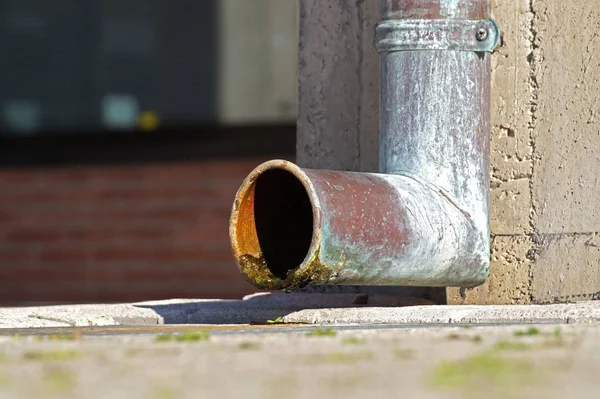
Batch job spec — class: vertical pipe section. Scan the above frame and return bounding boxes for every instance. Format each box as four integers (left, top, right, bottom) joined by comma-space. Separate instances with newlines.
379, 0, 491, 266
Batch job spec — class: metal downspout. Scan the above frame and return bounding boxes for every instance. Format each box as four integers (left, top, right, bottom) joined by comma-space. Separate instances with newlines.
228, 0, 499, 291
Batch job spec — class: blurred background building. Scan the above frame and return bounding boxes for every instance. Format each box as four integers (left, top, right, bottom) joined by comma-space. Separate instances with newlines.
0, 0, 297, 304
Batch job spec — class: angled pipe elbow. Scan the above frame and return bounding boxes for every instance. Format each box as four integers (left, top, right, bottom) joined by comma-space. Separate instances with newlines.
229, 160, 489, 291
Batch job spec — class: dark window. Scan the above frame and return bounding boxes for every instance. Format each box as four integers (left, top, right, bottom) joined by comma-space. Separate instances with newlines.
0, 0, 218, 136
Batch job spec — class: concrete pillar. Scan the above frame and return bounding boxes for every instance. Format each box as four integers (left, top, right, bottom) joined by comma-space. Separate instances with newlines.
298, 0, 600, 304
297, 0, 379, 173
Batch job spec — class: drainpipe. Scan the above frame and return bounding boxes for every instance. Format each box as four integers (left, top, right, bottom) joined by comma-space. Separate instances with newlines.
229, 0, 499, 292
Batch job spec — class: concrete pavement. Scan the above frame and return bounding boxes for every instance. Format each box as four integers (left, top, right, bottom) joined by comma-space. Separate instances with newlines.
1, 293, 599, 328
1, 294, 600, 398
0, 322, 598, 398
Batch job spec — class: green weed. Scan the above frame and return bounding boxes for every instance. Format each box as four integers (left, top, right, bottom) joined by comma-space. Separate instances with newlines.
494, 340, 533, 352
342, 337, 364, 345
432, 352, 533, 390
325, 351, 373, 364
23, 350, 80, 361
155, 331, 210, 342
514, 327, 540, 337
306, 328, 337, 337
238, 342, 261, 351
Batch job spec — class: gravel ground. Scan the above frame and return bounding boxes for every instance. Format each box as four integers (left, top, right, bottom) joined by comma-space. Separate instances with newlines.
0, 323, 598, 398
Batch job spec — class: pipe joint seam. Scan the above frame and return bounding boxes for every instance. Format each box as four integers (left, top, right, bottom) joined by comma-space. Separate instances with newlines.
376, 18, 500, 53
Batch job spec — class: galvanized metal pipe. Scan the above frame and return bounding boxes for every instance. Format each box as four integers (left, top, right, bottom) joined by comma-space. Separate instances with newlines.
229, 0, 496, 291
378, 0, 493, 260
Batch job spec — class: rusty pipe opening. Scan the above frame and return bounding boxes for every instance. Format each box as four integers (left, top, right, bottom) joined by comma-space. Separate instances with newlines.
230, 161, 323, 290
254, 169, 313, 278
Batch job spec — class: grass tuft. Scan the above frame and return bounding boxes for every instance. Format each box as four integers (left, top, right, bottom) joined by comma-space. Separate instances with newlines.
154, 386, 178, 399
306, 328, 337, 337
23, 350, 80, 362
493, 340, 533, 352
514, 327, 540, 337
447, 333, 483, 343
35, 333, 81, 342
553, 328, 562, 338
325, 351, 374, 364
342, 337, 364, 345
155, 331, 210, 342
238, 342, 261, 351
432, 352, 534, 390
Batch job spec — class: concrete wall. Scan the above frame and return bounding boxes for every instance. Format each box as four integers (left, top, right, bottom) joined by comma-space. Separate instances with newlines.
298, 0, 600, 304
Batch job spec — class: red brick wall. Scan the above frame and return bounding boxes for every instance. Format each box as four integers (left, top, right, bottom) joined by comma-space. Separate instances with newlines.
0, 157, 288, 304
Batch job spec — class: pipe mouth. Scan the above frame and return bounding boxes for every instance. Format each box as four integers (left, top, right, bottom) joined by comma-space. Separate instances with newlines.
229, 160, 323, 290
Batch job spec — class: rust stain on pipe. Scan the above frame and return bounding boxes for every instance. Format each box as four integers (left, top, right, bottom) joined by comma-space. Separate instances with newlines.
381, 0, 488, 20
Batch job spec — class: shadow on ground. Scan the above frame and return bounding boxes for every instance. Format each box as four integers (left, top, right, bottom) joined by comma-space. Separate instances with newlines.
134, 290, 440, 325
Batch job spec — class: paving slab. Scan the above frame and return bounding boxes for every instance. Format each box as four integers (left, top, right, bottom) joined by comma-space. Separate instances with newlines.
282, 302, 600, 325
1, 293, 599, 328
0, 293, 432, 328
